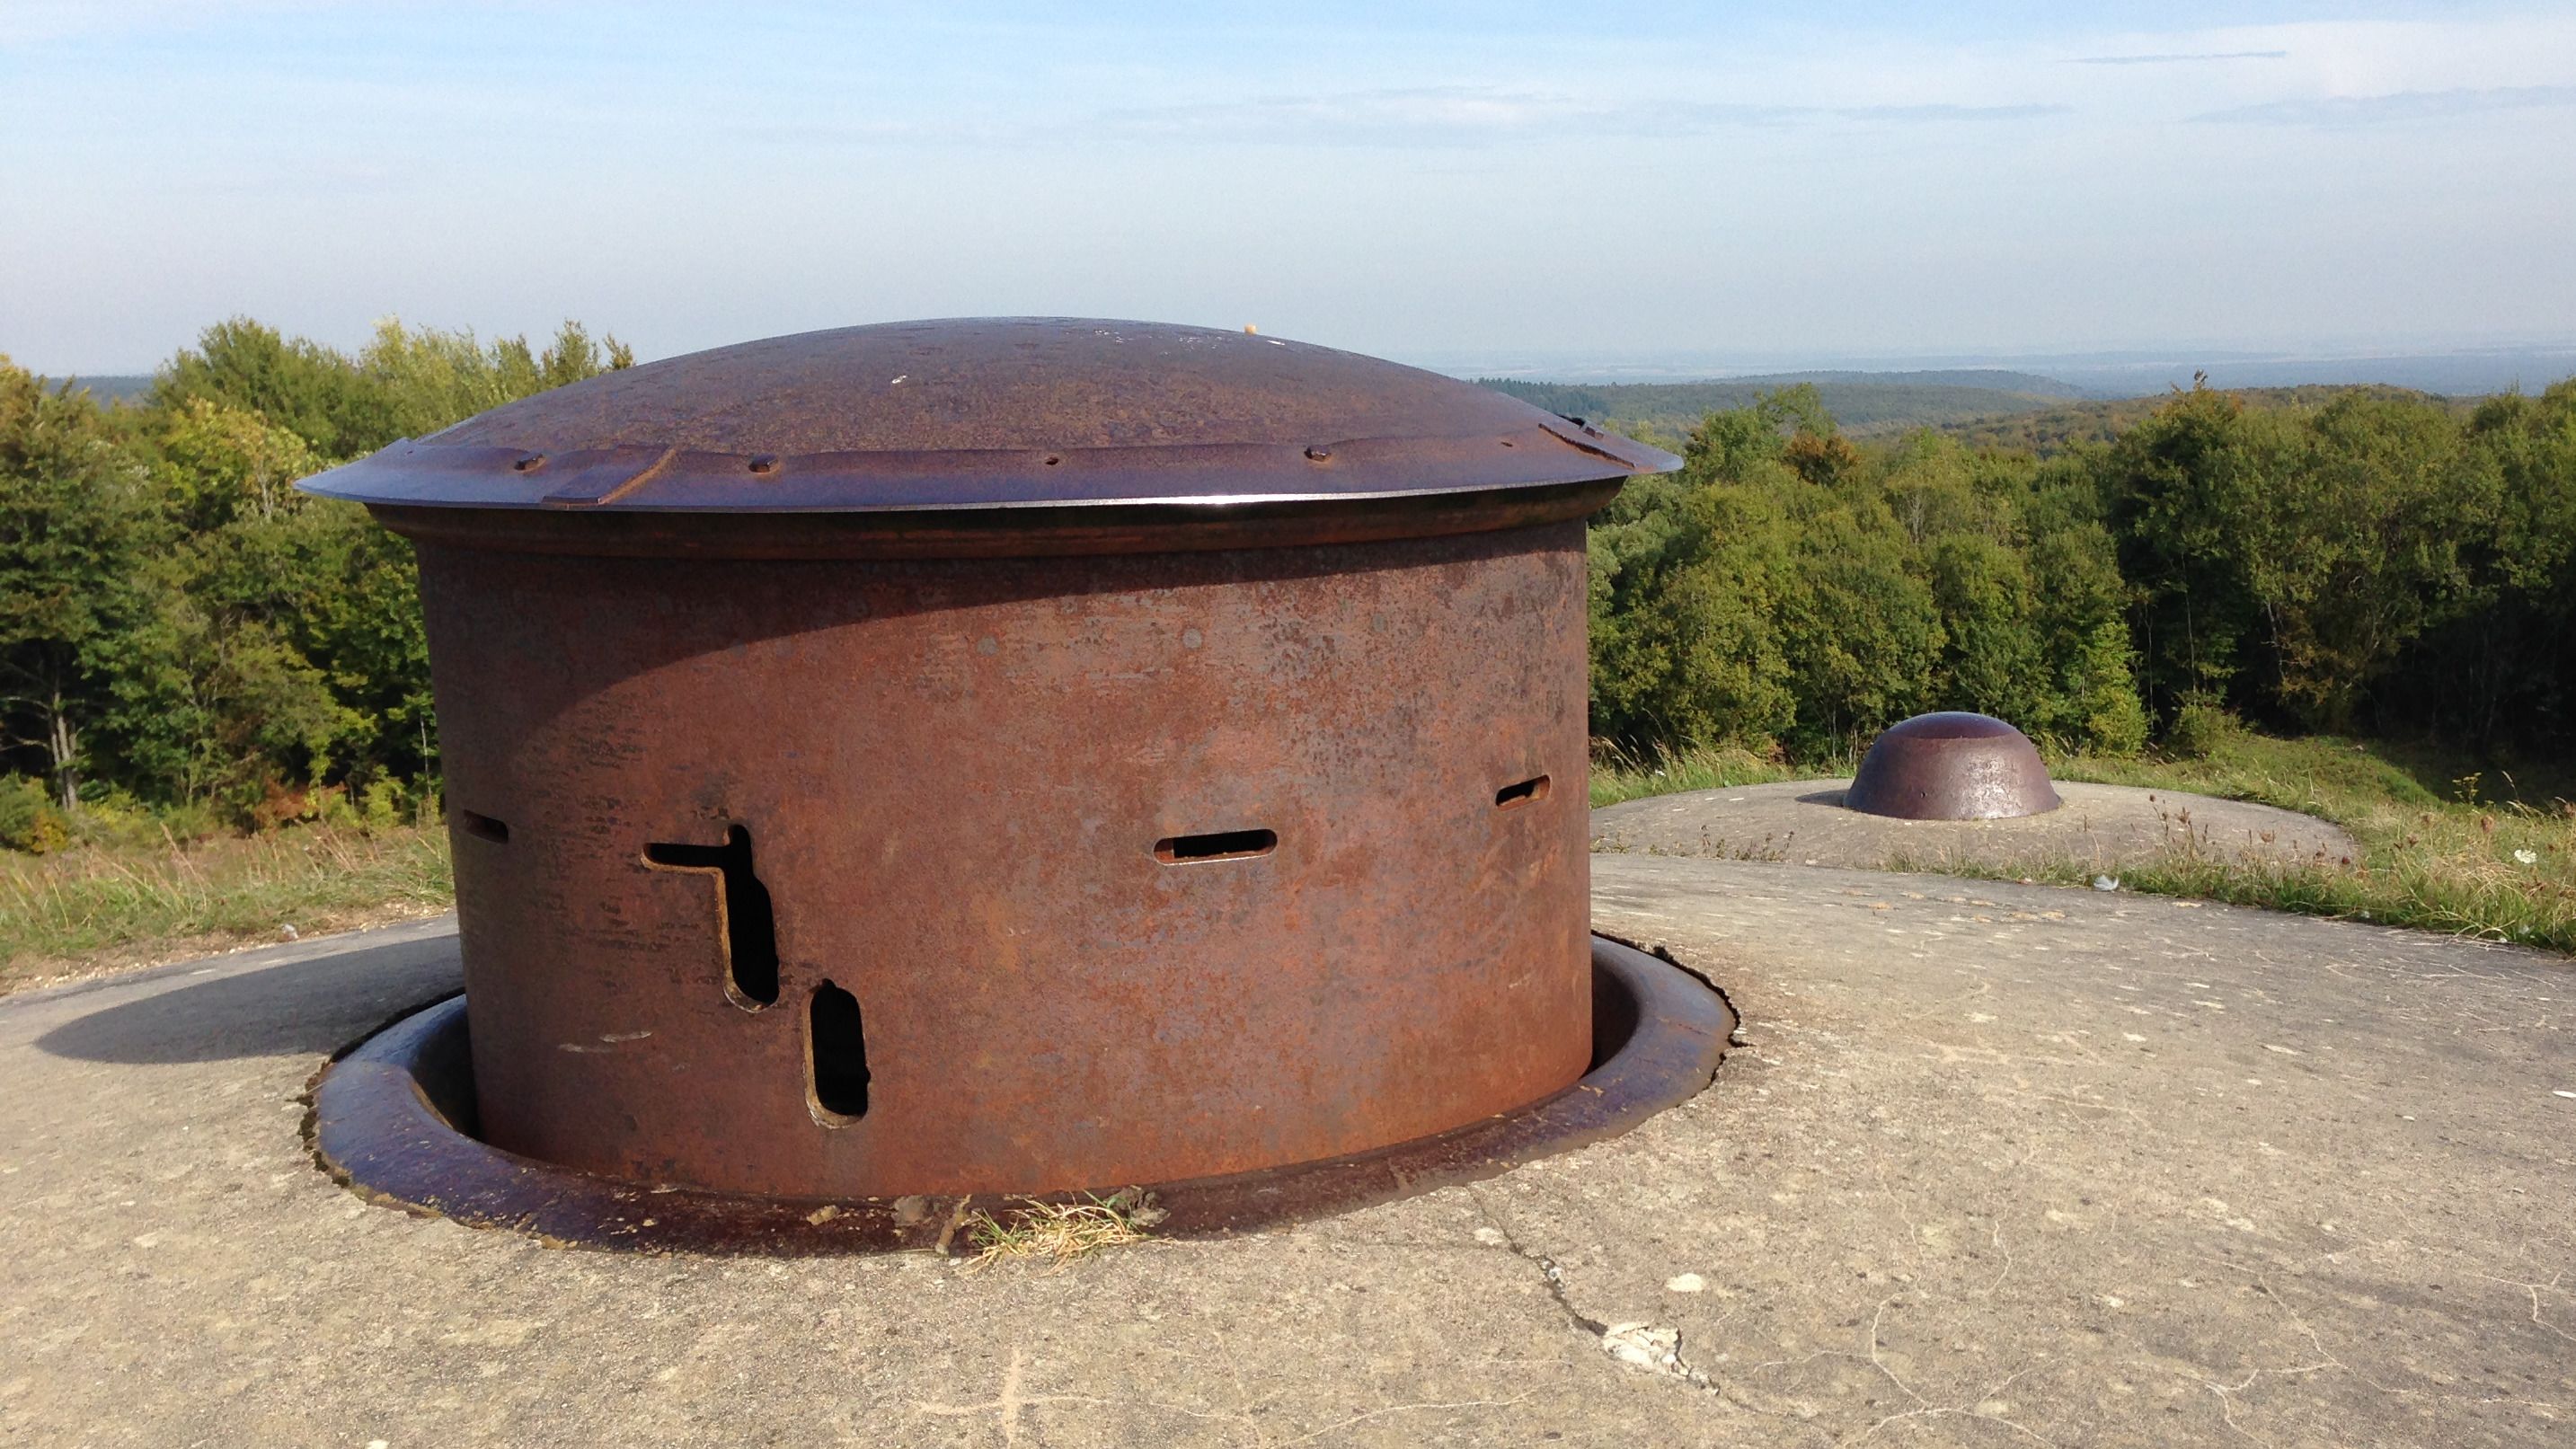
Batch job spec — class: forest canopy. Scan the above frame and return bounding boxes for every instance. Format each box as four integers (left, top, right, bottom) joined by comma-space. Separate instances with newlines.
0, 318, 631, 839
1589, 376, 2576, 763
3, 318, 2572, 851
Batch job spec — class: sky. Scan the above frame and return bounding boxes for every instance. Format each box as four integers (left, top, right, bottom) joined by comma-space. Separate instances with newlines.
3, 1, 2573, 375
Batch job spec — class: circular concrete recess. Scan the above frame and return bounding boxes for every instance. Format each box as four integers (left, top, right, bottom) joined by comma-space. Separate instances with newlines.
307, 937, 1734, 1255
1846, 711, 2062, 820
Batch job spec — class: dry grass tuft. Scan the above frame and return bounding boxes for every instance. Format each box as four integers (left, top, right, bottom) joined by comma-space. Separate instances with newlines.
963, 1190, 1160, 1271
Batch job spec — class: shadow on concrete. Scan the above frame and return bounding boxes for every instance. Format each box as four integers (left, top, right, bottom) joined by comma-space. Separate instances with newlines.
34, 936, 463, 1065
1794, 789, 1849, 808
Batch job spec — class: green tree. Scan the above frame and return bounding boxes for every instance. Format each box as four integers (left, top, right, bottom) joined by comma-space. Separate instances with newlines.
1775, 502, 1943, 754
1589, 390, 2149, 759
2253, 393, 2489, 730
360, 318, 635, 443
2393, 381, 2576, 749
2022, 514, 2149, 753
155, 318, 396, 459
131, 317, 629, 815
158, 316, 635, 464
2095, 381, 2284, 718
2098, 383, 2494, 734
1589, 472, 1796, 747
149, 399, 422, 808
158, 395, 323, 530
1925, 532, 2048, 722
0, 359, 174, 808
1587, 393, 1850, 749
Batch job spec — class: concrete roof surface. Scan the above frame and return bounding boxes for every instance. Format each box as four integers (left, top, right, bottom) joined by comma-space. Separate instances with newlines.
1, 855, 2569, 1446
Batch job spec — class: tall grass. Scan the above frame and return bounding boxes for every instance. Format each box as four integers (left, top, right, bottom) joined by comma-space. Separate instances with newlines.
2049, 733, 2574, 952
0, 825, 453, 986
1589, 740, 1807, 808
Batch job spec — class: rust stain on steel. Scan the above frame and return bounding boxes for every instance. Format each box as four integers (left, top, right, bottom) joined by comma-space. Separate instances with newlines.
427, 526, 1595, 1195
1844, 711, 2064, 821
297, 318, 1681, 1205
307, 938, 1735, 1255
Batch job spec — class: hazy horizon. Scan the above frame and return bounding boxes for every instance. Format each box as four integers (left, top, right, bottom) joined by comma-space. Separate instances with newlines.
5, 2, 2573, 376
37, 338, 2576, 405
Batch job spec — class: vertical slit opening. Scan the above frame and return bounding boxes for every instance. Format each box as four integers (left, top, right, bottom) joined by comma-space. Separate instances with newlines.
1494, 775, 1552, 808
808, 980, 870, 1121
643, 826, 780, 1007
458, 810, 509, 844
1155, 827, 1278, 863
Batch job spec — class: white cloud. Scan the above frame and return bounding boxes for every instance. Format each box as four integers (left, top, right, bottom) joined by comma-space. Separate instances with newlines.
1089, 87, 2067, 147
2195, 84, 2576, 125
2067, 50, 2289, 66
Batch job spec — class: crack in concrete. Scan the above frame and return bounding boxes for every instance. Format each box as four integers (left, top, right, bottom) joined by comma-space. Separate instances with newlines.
1723, 1294, 2075, 1445
1468, 1186, 1606, 1337
2108, 1260, 2576, 1442
909, 1341, 1541, 1447
1468, 1185, 1719, 1393
1850, 1364, 2063, 1448
2475, 1268, 2576, 1346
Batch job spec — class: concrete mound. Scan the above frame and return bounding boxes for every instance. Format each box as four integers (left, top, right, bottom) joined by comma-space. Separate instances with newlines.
1593, 778, 2359, 876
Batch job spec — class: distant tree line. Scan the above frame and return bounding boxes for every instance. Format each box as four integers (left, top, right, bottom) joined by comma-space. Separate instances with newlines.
4, 318, 2570, 849
1591, 378, 2576, 763
0, 319, 629, 842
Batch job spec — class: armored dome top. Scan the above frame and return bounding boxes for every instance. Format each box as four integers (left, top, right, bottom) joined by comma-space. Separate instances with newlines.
1870, 712, 2030, 743
1844, 712, 2064, 821
297, 318, 1677, 516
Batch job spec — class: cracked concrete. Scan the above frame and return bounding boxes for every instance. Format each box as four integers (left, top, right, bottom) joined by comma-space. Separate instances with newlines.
2, 853, 2570, 1445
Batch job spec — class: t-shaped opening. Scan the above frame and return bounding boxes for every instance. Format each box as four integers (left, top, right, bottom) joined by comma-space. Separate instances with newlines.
643, 826, 781, 1008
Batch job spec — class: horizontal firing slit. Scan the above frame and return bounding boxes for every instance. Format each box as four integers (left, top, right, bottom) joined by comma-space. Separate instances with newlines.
1155, 828, 1278, 863
1494, 775, 1552, 808
458, 810, 510, 844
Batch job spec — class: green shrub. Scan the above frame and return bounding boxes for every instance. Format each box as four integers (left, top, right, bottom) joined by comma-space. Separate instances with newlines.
61, 786, 163, 850
310, 784, 361, 830
155, 800, 222, 844
2163, 694, 2242, 759
359, 778, 406, 833
0, 776, 70, 854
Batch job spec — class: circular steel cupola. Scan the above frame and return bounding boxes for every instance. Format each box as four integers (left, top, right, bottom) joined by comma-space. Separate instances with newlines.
300, 320, 1730, 1242
1845, 711, 2063, 821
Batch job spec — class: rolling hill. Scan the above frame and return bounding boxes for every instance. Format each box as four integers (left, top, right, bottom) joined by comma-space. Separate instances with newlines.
1478, 370, 2090, 446
35, 374, 155, 404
